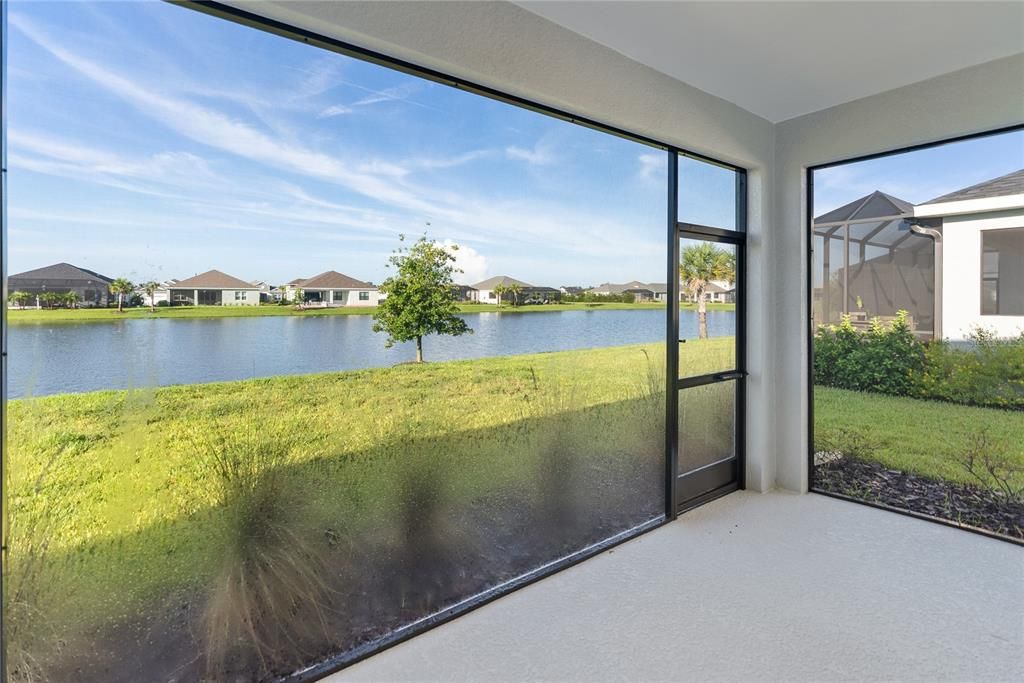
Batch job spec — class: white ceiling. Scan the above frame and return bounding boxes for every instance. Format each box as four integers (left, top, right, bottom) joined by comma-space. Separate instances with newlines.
516, 1, 1024, 123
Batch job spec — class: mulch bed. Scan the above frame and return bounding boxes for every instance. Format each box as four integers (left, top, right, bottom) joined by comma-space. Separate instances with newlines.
813, 456, 1024, 541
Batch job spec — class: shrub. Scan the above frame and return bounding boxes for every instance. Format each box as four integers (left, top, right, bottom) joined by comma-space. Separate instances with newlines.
913, 329, 1024, 410
813, 311, 924, 395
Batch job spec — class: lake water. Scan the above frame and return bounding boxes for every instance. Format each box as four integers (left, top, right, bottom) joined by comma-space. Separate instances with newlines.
7, 309, 734, 398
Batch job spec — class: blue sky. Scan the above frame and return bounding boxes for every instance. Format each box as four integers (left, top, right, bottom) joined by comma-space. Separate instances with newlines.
8, 0, 678, 287
8, 2, 1020, 289
814, 130, 1024, 215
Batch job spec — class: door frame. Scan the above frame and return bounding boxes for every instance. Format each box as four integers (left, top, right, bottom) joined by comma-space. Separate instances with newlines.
666, 153, 747, 517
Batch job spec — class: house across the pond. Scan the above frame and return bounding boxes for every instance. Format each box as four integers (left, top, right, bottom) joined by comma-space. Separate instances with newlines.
471, 276, 561, 304
167, 270, 261, 306
290, 270, 382, 307
8, 262, 114, 307
588, 281, 669, 302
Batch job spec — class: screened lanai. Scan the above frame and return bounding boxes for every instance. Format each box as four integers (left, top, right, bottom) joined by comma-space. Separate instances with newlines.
812, 190, 939, 338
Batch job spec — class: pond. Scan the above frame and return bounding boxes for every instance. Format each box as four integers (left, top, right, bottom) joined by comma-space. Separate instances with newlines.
7, 309, 735, 397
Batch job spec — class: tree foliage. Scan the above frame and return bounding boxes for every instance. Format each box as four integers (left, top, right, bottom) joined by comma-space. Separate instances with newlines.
140, 281, 161, 312
680, 243, 735, 339
109, 277, 134, 313
372, 235, 472, 362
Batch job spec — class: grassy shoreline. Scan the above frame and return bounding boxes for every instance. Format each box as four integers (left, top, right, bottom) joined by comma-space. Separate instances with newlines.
5, 301, 735, 324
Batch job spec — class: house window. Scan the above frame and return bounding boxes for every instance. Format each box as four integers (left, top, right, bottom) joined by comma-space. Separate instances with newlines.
333, 291, 346, 301
981, 228, 1024, 316
359, 291, 370, 301
234, 291, 244, 301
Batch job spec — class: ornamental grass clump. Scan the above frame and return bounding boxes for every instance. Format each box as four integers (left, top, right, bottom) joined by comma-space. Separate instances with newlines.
192, 423, 334, 680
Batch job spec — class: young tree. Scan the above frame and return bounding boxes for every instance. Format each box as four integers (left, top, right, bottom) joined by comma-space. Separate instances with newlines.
680, 243, 735, 339
140, 280, 161, 312
63, 291, 80, 309
507, 283, 523, 307
109, 278, 134, 313
373, 235, 472, 363
492, 283, 508, 308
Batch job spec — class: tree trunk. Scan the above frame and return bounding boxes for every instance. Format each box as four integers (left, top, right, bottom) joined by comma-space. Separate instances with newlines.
697, 287, 708, 339
416, 336, 423, 363
150, 296, 155, 313
118, 293, 124, 313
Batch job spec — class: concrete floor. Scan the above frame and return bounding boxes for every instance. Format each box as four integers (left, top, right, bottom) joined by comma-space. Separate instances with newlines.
331, 491, 1023, 682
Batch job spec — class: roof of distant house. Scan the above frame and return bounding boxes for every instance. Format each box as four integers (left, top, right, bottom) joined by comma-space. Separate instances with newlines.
9, 262, 114, 283
920, 168, 1024, 205
472, 275, 533, 289
288, 277, 308, 286
299, 270, 374, 289
814, 190, 914, 224
589, 281, 664, 295
172, 269, 258, 289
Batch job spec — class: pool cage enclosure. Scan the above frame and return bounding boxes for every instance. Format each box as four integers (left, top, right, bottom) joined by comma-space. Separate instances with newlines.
812, 190, 940, 339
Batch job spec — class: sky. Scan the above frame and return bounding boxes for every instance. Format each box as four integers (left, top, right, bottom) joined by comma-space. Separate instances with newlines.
813, 130, 1024, 216
8, 2, 1020, 289
7, 0, 682, 288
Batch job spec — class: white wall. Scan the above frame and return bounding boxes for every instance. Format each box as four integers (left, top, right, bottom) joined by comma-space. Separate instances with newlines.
219, 289, 259, 306
342, 289, 381, 307
223, 0, 778, 492
942, 210, 1024, 340
774, 53, 1024, 492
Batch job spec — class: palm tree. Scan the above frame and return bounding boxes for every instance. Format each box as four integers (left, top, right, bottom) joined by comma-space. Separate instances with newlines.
39, 291, 60, 309
507, 283, 523, 307
7, 291, 30, 309
140, 281, 161, 312
680, 243, 735, 339
109, 278, 134, 313
492, 283, 508, 308
63, 291, 80, 309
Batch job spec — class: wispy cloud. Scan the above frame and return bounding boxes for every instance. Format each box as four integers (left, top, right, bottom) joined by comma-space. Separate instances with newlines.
505, 143, 554, 166
8, 8, 665, 285
317, 103, 353, 118
637, 153, 665, 183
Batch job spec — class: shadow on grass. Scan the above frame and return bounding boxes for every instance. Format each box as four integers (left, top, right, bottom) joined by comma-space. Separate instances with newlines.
11, 394, 665, 682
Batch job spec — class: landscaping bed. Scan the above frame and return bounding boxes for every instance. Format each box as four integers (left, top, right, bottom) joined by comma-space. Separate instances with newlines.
813, 455, 1024, 541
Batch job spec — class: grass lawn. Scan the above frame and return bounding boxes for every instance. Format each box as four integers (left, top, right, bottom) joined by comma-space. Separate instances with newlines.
814, 386, 1024, 486
9, 339, 745, 667
3, 301, 738, 325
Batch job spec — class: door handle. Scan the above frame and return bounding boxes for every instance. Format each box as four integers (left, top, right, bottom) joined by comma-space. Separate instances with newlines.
713, 370, 747, 381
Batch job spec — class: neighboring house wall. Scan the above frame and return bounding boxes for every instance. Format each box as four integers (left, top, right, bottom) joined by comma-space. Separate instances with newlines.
301, 288, 381, 306
941, 209, 1024, 340
221, 289, 260, 306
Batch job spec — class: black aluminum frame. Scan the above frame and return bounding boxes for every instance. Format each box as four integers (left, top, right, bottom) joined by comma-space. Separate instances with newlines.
0, 1, 750, 679
673, 160, 747, 511
805, 123, 1024, 545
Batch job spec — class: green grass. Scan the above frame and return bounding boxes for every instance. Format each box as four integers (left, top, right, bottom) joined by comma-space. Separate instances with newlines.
814, 386, 1024, 486
3, 301, 736, 325
8, 340, 743, 641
